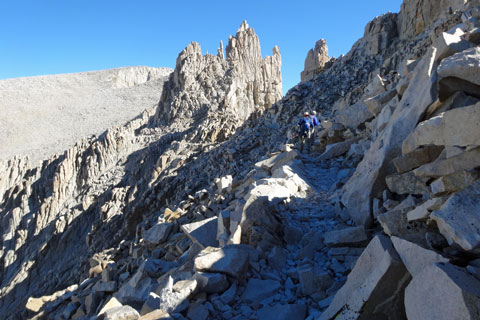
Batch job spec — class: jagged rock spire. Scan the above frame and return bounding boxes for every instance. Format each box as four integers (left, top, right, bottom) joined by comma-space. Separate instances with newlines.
301, 39, 330, 82
154, 21, 282, 128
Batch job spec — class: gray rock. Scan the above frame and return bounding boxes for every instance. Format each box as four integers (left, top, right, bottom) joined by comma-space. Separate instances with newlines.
194, 245, 249, 279
431, 180, 480, 251
413, 147, 480, 178
256, 304, 307, 320
437, 46, 480, 86
100, 305, 140, 320
391, 236, 449, 277
93, 281, 117, 293
181, 217, 219, 249
392, 146, 443, 174
364, 88, 398, 116
323, 226, 368, 248
335, 102, 373, 130
407, 197, 446, 221
143, 277, 196, 315
317, 139, 358, 161
301, 39, 330, 82
405, 263, 480, 320
241, 278, 281, 303
284, 225, 303, 245
143, 222, 174, 246
403, 101, 480, 154
194, 272, 229, 294
254, 150, 298, 174
385, 171, 430, 195
430, 170, 479, 195
186, 303, 209, 320
342, 48, 438, 226
220, 283, 237, 305
319, 235, 410, 320
268, 246, 287, 271
434, 32, 475, 62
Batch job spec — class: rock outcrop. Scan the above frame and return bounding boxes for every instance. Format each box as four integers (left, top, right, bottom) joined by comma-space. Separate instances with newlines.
301, 39, 331, 82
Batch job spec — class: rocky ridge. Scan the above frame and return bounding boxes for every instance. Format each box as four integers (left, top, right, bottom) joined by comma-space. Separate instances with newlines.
2, 0, 480, 319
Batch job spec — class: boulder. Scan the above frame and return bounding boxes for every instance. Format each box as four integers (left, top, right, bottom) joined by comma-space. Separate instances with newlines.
139, 310, 172, 320
100, 306, 140, 320
402, 102, 480, 154
193, 272, 229, 294
297, 264, 333, 296
142, 277, 196, 315
335, 102, 373, 129
391, 236, 449, 277
254, 150, 298, 174
405, 263, 480, 320
194, 245, 250, 279
434, 32, 475, 62
392, 146, 443, 174
413, 147, 480, 178
143, 223, 174, 246
323, 226, 368, 248
385, 171, 430, 195
430, 170, 479, 195
342, 48, 438, 226
319, 235, 410, 320
407, 197, 446, 221
437, 47, 480, 86
256, 304, 307, 320
364, 88, 398, 116
181, 217, 219, 249
241, 278, 281, 303
215, 175, 233, 193
425, 90, 479, 119
98, 297, 123, 316
317, 139, 358, 161
431, 180, 480, 251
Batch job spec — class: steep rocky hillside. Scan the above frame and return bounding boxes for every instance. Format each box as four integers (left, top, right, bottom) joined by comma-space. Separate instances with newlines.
0, 66, 172, 162
2, 0, 480, 319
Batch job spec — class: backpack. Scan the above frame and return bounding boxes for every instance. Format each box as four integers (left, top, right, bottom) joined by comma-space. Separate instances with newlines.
299, 118, 311, 136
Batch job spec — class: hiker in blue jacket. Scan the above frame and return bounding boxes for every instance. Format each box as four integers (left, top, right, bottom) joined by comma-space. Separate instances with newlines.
298, 112, 313, 152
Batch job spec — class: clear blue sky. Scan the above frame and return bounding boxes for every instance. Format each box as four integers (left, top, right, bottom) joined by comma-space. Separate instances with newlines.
0, 0, 403, 94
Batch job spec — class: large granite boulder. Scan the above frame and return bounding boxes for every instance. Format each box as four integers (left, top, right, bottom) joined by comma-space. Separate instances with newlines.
319, 235, 409, 320
341, 48, 438, 226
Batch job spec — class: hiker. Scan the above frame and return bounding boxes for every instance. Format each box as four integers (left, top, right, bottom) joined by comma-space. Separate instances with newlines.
310, 110, 320, 135
298, 112, 313, 153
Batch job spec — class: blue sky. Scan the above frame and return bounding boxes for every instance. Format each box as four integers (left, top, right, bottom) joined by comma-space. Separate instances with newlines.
0, 0, 403, 94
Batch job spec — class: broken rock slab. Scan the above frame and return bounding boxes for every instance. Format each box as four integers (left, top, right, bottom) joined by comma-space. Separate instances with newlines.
143, 222, 174, 246
405, 262, 480, 320
241, 278, 281, 303
385, 171, 430, 195
323, 226, 368, 248
430, 170, 479, 195
414, 147, 480, 178
364, 88, 398, 116
431, 180, 480, 251
392, 146, 443, 174
194, 245, 250, 279
254, 150, 298, 174
181, 217, 219, 249
434, 32, 475, 62
341, 48, 438, 226
407, 197, 446, 221
402, 101, 480, 154
317, 138, 358, 161
100, 305, 140, 320
319, 235, 410, 320
437, 46, 480, 86
391, 236, 449, 277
